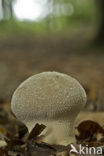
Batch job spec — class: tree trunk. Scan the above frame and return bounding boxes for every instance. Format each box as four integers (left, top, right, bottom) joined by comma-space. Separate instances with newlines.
1, 0, 13, 20
95, 0, 104, 44
10, 0, 13, 18
2, 0, 7, 19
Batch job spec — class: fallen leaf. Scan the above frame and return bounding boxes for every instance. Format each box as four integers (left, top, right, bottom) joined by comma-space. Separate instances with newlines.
76, 120, 104, 142
27, 123, 46, 141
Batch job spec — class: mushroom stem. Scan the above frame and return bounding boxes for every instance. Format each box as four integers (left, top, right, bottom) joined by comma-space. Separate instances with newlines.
26, 119, 76, 145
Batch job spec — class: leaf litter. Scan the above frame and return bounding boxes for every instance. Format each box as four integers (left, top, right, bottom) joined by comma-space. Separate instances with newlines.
0, 101, 104, 155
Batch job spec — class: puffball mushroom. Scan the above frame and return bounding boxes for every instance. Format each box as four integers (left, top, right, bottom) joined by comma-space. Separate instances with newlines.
11, 71, 87, 145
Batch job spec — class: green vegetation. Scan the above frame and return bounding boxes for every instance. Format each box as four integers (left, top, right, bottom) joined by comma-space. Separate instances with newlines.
0, 0, 96, 38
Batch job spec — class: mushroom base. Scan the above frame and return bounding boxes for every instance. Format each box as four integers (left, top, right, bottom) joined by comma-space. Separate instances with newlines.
26, 119, 76, 145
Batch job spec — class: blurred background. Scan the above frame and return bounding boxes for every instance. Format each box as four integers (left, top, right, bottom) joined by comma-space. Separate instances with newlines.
0, 0, 104, 111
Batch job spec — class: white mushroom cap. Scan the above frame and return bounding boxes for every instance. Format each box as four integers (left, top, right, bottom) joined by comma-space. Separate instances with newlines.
11, 71, 87, 145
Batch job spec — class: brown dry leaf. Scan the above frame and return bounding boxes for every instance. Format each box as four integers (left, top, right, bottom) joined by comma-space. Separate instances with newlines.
0, 125, 8, 136
0, 148, 8, 156
0, 108, 9, 125
26, 142, 56, 156
25, 124, 56, 155
76, 120, 104, 142
27, 123, 46, 141
56, 151, 69, 156
15, 121, 28, 140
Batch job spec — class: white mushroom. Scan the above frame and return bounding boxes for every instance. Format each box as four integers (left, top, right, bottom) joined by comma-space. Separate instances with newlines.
11, 71, 87, 145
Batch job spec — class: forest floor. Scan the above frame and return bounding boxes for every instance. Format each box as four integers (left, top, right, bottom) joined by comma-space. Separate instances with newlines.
0, 30, 104, 155
0, 30, 104, 108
